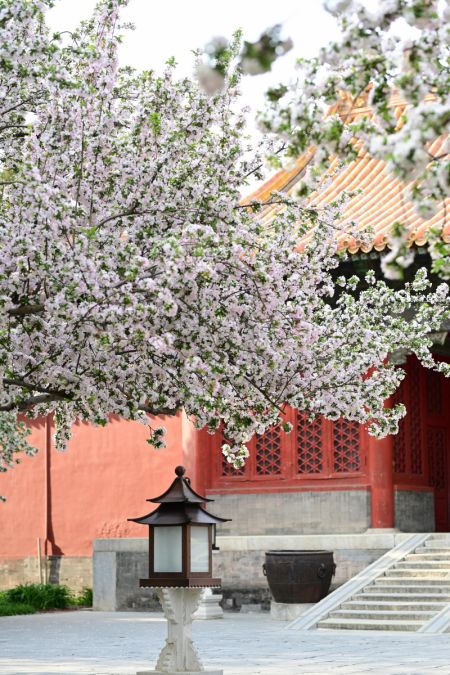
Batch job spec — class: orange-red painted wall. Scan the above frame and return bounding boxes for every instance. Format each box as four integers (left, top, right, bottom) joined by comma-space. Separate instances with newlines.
0, 412, 197, 558
0, 419, 47, 560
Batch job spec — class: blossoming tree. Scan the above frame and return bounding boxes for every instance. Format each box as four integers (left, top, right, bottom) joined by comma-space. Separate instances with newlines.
1, 0, 449, 477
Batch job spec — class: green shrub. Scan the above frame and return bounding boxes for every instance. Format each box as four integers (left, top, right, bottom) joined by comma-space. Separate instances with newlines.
71, 586, 93, 607
0, 600, 36, 616
4, 583, 72, 610
0, 583, 93, 613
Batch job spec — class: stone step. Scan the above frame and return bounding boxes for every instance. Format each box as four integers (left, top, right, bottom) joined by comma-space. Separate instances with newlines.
309, 536, 450, 633
419, 542, 450, 548
317, 618, 423, 631
420, 546, 450, 557
354, 591, 450, 601
395, 560, 450, 569
370, 585, 450, 596
341, 600, 447, 611
415, 549, 450, 555
375, 577, 450, 586
383, 569, 450, 578
407, 553, 450, 560
329, 609, 435, 621
412, 546, 450, 553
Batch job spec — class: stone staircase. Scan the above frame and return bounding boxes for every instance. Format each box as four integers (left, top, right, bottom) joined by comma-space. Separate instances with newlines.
318, 534, 450, 631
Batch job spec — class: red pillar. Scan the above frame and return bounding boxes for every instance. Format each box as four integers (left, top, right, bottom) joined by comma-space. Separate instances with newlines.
367, 433, 395, 528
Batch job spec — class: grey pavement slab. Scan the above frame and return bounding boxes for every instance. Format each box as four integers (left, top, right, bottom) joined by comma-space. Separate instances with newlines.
0, 611, 450, 674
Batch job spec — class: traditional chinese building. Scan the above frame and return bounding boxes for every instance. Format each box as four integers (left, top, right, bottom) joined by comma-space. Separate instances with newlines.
1, 95, 449, 603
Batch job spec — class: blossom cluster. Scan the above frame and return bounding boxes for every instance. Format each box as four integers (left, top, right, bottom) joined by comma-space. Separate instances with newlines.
258, 0, 450, 279
0, 0, 449, 473
197, 26, 293, 94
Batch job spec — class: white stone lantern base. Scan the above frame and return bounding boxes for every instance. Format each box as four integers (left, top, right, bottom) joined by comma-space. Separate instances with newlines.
193, 588, 224, 620
137, 587, 223, 675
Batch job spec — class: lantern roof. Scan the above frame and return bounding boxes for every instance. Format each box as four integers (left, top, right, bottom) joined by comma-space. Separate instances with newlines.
129, 502, 229, 526
147, 465, 213, 504
129, 466, 230, 527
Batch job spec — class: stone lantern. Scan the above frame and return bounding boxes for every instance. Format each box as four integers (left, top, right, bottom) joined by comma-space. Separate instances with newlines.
129, 466, 229, 675
130, 465, 227, 588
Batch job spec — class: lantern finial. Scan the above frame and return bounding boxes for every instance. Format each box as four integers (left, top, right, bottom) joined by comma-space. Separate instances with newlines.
175, 465, 186, 477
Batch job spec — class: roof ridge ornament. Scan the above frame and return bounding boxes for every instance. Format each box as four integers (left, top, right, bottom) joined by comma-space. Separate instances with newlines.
147, 465, 213, 504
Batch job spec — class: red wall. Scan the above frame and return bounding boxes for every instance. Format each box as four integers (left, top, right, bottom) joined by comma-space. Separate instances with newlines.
0, 412, 196, 558
0, 419, 47, 559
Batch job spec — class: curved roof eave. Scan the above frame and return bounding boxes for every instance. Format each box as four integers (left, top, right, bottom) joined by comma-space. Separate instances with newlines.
244, 96, 449, 254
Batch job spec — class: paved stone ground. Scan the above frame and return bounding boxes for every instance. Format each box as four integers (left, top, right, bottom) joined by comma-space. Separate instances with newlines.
1, 611, 450, 675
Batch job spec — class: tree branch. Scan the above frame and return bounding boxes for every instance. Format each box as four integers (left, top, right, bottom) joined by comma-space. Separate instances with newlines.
8, 304, 45, 317
0, 393, 63, 412
3, 378, 70, 400
0, 377, 180, 418
137, 403, 180, 416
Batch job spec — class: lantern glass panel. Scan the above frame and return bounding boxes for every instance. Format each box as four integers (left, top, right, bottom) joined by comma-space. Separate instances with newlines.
154, 526, 182, 573
190, 525, 209, 573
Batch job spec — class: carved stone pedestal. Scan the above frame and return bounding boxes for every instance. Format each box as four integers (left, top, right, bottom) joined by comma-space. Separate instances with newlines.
193, 588, 224, 620
137, 588, 223, 675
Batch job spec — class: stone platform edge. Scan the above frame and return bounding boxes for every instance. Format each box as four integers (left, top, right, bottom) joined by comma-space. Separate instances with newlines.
137, 671, 222, 675
93, 531, 418, 553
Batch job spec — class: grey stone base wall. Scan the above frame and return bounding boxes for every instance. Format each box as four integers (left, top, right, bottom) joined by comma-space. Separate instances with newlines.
213, 546, 387, 602
93, 532, 418, 612
394, 489, 435, 532
0, 557, 40, 589
93, 539, 158, 611
0, 556, 91, 592
221, 586, 271, 611
209, 490, 371, 535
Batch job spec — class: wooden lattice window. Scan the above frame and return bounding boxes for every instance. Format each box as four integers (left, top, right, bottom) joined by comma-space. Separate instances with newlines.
221, 453, 245, 477
221, 435, 245, 477
333, 418, 361, 473
211, 408, 365, 487
255, 428, 282, 475
297, 412, 323, 474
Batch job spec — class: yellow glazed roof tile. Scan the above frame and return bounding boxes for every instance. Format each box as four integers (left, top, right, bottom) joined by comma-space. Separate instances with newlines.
247, 97, 449, 254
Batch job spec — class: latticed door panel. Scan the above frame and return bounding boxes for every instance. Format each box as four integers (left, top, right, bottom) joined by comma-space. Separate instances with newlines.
428, 427, 447, 491
393, 380, 407, 474
427, 426, 449, 531
409, 358, 423, 475
392, 357, 426, 481
332, 418, 361, 474
424, 365, 450, 530
392, 354, 450, 529
296, 412, 324, 475
426, 369, 444, 416
255, 428, 282, 475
